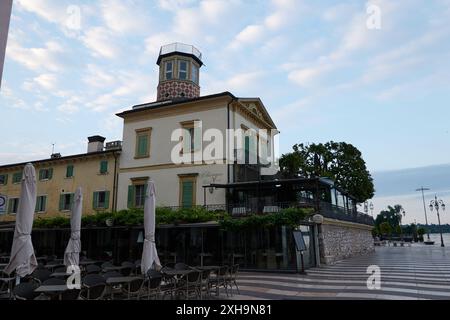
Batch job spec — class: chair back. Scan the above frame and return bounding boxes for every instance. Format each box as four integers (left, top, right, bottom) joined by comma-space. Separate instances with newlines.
31, 269, 52, 283
42, 278, 65, 285
120, 267, 132, 277
101, 261, 114, 269
186, 270, 200, 284
13, 283, 39, 300
86, 264, 101, 274
125, 278, 144, 294
218, 266, 228, 276
54, 267, 67, 273
82, 274, 106, 286
102, 271, 121, 280
174, 263, 189, 270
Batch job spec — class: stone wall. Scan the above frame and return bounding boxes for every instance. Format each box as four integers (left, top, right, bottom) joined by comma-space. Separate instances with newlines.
318, 217, 374, 265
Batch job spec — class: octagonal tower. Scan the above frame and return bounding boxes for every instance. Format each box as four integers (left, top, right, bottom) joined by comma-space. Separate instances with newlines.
156, 43, 203, 101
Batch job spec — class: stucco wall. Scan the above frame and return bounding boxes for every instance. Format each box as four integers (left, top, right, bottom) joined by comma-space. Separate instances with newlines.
319, 218, 375, 265
0, 152, 118, 222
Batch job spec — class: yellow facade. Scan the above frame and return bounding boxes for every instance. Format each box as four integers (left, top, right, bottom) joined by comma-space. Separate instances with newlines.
0, 150, 120, 223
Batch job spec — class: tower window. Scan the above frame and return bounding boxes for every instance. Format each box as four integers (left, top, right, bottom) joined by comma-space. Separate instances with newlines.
178, 60, 188, 80
165, 61, 173, 80
191, 64, 198, 84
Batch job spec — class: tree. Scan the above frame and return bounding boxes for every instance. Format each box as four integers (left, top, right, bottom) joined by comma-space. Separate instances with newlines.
375, 205, 404, 230
279, 141, 374, 203
417, 227, 425, 242
379, 222, 392, 236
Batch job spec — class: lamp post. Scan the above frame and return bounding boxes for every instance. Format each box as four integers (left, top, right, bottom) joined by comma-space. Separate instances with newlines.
416, 187, 431, 241
369, 202, 374, 217
429, 195, 445, 247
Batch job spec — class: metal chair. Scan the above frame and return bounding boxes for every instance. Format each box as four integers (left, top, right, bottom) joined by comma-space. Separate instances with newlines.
13, 282, 39, 300
142, 270, 162, 300
86, 264, 102, 274
209, 266, 229, 297
176, 270, 201, 300
80, 274, 106, 300
198, 269, 212, 299
227, 264, 240, 295
31, 269, 52, 285
174, 263, 190, 270
121, 277, 144, 300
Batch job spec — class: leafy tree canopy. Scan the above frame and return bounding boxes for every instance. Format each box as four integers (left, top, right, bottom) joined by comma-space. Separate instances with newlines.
375, 205, 405, 229
279, 141, 375, 203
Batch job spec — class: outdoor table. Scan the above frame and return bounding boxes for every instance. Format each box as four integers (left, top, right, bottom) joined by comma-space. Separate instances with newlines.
79, 260, 101, 266
105, 276, 142, 299
35, 285, 69, 300
102, 266, 127, 272
50, 272, 70, 279
195, 266, 219, 272
0, 277, 15, 299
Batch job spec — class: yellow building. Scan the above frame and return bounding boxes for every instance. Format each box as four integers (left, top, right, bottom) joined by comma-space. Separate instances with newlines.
0, 136, 121, 222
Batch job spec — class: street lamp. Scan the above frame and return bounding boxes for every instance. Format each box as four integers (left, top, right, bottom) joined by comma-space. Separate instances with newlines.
429, 195, 446, 247
416, 187, 431, 241
369, 202, 374, 217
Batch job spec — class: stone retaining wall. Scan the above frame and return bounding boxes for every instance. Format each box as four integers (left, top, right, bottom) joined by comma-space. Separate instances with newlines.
318, 217, 375, 265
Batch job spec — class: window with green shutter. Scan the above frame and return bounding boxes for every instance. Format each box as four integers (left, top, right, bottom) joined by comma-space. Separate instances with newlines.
59, 193, 74, 211
35, 196, 47, 213
12, 172, 22, 184
93, 191, 110, 209
100, 160, 108, 174
0, 174, 7, 185
127, 184, 146, 208
135, 129, 151, 158
66, 165, 74, 178
8, 198, 19, 214
39, 168, 53, 181
179, 175, 196, 208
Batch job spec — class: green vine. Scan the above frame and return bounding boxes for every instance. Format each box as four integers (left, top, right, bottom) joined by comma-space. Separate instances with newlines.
32, 207, 312, 230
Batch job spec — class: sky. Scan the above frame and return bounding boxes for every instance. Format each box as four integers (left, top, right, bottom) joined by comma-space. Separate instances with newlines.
1, 0, 450, 223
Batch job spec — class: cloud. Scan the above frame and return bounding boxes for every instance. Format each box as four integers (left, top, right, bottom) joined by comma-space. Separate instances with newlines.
32, 73, 58, 90
100, 0, 150, 34
81, 27, 120, 59
6, 38, 64, 72
265, 0, 308, 30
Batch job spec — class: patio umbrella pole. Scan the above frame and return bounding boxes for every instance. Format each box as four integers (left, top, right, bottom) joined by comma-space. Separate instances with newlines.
4, 163, 38, 282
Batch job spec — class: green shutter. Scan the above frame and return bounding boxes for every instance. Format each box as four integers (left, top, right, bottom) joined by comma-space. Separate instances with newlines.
100, 161, 108, 174
244, 136, 250, 163
35, 197, 39, 212
127, 185, 135, 208
137, 135, 148, 157
93, 192, 99, 209
181, 181, 194, 208
0, 174, 7, 185
42, 196, 47, 212
66, 165, 74, 178
59, 194, 64, 211
183, 129, 191, 153
48, 168, 53, 180
8, 199, 13, 214
194, 125, 202, 151
39, 170, 44, 180
69, 193, 74, 210
104, 191, 110, 209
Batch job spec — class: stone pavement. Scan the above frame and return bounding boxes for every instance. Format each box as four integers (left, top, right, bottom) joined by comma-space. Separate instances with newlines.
225, 246, 450, 300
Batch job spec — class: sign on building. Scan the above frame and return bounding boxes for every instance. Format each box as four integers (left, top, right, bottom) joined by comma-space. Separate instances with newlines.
0, 194, 7, 214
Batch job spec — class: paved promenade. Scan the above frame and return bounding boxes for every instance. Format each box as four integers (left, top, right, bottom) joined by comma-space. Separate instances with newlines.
228, 246, 450, 300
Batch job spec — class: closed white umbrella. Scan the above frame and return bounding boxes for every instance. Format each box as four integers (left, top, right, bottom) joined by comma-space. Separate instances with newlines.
4, 163, 38, 278
141, 180, 161, 275
64, 187, 82, 268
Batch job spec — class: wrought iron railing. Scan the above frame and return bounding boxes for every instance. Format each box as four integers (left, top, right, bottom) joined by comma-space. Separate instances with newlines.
160, 199, 374, 226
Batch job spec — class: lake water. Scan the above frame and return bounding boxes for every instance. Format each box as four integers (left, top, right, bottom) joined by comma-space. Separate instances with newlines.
423, 233, 450, 245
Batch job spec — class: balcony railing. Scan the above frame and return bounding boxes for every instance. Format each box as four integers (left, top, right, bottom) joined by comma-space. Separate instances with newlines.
159, 43, 202, 61
160, 200, 374, 226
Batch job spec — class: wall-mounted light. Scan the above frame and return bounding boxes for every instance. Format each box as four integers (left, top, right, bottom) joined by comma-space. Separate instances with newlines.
209, 186, 214, 194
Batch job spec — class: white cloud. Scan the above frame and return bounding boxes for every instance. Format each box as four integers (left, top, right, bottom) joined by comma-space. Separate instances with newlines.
100, 0, 150, 34
81, 27, 120, 59
33, 73, 58, 90
265, 0, 308, 30
229, 25, 265, 49
6, 38, 64, 72
158, 0, 195, 11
